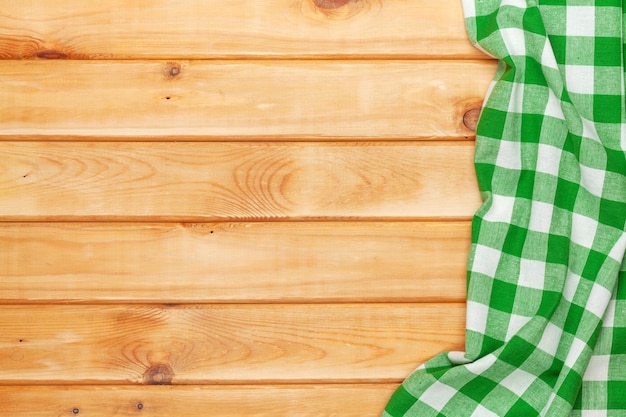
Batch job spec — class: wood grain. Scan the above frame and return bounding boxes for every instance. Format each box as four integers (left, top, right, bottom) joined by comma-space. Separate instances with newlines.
0, 384, 398, 416
0, 221, 470, 303
0, 0, 484, 59
0, 60, 494, 139
0, 0, 484, 413
0, 304, 465, 384
0, 142, 482, 221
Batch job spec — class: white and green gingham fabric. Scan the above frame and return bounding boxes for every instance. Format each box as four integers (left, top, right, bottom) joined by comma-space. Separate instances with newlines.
383, 1, 626, 416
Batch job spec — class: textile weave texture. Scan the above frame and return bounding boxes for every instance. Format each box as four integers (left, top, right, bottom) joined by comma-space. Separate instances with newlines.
382, 0, 626, 416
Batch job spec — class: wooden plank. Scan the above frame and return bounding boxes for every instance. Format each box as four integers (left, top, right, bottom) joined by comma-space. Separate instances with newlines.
0, 60, 494, 139
0, 304, 465, 384
0, 142, 482, 221
0, 0, 485, 59
0, 221, 470, 303
0, 384, 398, 416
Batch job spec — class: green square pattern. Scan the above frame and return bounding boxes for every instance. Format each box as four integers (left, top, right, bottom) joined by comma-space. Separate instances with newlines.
382, 0, 626, 416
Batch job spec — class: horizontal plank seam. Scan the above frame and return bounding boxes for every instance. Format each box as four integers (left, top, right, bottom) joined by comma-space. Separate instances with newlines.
0, 136, 477, 142
0, 302, 467, 307
0, 220, 472, 225
0, 299, 467, 306
0, 56, 496, 62
0, 139, 477, 145
0, 380, 407, 387
0, 382, 401, 389
0, 217, 475, 223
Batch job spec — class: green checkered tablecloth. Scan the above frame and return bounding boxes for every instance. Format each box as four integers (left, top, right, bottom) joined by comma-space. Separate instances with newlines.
382, 1, 626, 416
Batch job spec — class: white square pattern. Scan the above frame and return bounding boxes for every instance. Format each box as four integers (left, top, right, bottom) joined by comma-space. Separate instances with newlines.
581, 410, 608, 417
541, 40, 560, 71
501, 28, 527, 56
608, 233, 626, 263
566, 7, 595, 37
538, 322, 564, 356
585, 283, 612, 319
544, 88, 564, 118
471, 405, 500, 417
583, 355, 610, 381
603, 300, 616, 328
472, 245, 502, 277
506, 314, 532, 341
571, 213, 598, 249
528, 201, 554, 234
563, 270, 582, 303
497, 140, 522, 170
519, 258, 546, 289
420, 381, 458, 411
565, 65, 595, 95
482, 194, 517, 224
501, 0, 527, 8
580, 164, 606, 198
466, 353, 498, 375
582, 117, 601, 142
461, 0, 476, 18
565, 336, 588, 368
536, 144, 562, 176
467, 301, 490, 335
508, 82, 525, 113
500, 368, 537, 397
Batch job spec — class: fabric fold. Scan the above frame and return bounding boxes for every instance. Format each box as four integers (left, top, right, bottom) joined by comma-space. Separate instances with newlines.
382, 1, 626, 415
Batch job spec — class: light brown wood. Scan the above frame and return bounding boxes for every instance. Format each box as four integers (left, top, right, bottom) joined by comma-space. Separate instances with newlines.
0, 0, 484, 412
0, 142, 481, 221
0, 0, 485, 59
0, 221, 470, 303
0, 60, 494, 139
0, 384, 398, 416
0, 304, 465, 384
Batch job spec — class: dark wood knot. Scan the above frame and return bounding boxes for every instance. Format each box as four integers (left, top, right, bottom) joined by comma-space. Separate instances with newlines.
164, 63, 182, 79
143, 363, 174, 385
36, 50, 67, 59
462, 108, 481, 131
314, 0, 353, 9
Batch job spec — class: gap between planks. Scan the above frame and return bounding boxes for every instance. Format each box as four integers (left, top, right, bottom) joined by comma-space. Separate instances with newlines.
0, 135, 477, 143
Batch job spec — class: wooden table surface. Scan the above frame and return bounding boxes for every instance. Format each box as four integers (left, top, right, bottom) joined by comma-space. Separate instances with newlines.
0, 1, 495, 415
